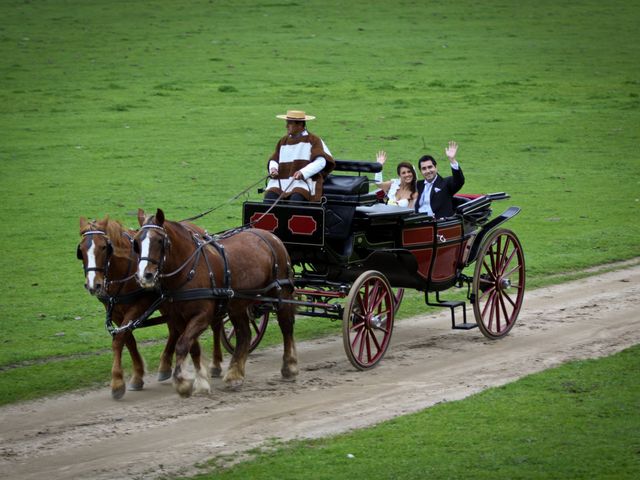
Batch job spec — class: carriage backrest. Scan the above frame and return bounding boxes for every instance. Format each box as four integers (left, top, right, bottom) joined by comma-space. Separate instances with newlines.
322, 159, 382, 197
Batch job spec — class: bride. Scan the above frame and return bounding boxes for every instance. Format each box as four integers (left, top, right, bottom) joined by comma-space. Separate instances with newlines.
373, 151, 417, 208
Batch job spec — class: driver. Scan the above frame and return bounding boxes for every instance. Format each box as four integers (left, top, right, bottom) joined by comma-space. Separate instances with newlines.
264, 110, 335, 202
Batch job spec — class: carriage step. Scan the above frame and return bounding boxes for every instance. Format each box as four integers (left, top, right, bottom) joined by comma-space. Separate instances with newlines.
452, 322, 478, 330
435, 300, 465, 308
425, 294, 476, 331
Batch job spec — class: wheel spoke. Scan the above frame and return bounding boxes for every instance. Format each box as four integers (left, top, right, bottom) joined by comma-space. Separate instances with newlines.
482, 290, 496, 330
494, 292, 501, 333
351, 323, 364, 347
249, 317, 260, 335
369, 328, 382, 352
497, 236, 511, 273
368, 281, 382, 312
484, 254, 496, 280
489, 242, 498, 274
478, 284, 496, 302
502, 261, 522, 279
499, 246, 517, 277
365, 331, 373, 363
357, 327, 367, 360
502, 289, 517, 308
356, 292, 367, 318
498, 293, 511, 330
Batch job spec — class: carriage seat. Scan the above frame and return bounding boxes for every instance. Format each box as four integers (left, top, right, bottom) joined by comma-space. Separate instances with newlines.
355, 203, 414, 219
323, 174, 369, 195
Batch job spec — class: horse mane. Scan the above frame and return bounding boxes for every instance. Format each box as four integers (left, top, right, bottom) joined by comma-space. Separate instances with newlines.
80, 215, 133, 258
104, 217, 134, 257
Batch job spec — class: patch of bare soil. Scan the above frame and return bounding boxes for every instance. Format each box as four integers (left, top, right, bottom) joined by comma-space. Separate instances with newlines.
1, 264, 639, 479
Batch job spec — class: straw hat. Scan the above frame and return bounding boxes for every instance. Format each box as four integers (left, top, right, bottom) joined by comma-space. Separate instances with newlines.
276, 110, 316, 121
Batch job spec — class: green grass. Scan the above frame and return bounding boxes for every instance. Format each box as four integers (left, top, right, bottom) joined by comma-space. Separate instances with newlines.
0, 0, 639, 402
183, 345, 640, 479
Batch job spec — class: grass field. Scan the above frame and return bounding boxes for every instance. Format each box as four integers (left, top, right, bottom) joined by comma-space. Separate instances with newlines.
1, 1, 639, 471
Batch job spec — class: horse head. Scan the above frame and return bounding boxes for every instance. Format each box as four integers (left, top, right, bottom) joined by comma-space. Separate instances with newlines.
134, 208, 171, 289
77, 216, 114, 296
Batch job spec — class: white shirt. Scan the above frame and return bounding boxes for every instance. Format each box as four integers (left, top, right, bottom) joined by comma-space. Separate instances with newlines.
417, 178, 436, 215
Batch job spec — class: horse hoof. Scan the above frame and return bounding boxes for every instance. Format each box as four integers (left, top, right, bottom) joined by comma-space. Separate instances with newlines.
194, 377, 211, 395
281, 364, 299, 379
157, 370, 172, 382
111, 385, 126, 400
224, 377, 244, 390
175, 379, 194, 398
210, 366, 222, 378
128, 379, 144, 391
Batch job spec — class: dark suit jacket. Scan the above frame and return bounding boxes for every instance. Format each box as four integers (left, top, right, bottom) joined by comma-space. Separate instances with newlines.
414, 166, 465, 218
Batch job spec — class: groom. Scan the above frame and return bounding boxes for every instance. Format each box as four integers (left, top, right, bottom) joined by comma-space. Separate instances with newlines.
414, 141, 465, 218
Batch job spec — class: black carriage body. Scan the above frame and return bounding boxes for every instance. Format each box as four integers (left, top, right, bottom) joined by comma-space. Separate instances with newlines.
243, 160, 494, 293
236, 160, 523, 369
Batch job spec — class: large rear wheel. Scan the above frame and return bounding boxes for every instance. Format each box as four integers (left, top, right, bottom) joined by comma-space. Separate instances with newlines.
342, 270, 395, 370
471, 228, 525, 339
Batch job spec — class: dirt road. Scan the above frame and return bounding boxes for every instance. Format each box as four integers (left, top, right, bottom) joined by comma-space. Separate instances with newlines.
1, 263, 639, 479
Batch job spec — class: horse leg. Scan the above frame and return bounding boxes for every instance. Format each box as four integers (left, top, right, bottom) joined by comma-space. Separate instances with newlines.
188, 338, 211, 394
223, 306, 250, 389
210, 318, 224, 378
124, 332, 145, 391
173, 314, 210, 397
111, 332, 127, 399
277, 300, 299, 379
158, 323, 179, 382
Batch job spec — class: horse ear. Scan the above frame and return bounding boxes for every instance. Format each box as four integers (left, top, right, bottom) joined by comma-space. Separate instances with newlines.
156, 208, 165, 226
80, 217, 88, 230
137, 209, 145, 226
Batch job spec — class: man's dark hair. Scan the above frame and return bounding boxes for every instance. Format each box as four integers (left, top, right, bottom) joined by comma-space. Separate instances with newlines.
418, 155, 437, 169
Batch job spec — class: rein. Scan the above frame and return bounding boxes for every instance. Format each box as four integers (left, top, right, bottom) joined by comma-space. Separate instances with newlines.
179, 175, 269, 223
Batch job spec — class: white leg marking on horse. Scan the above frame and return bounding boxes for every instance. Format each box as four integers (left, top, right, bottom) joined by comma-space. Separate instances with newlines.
86, 240, 97, 289
137, 236, 151, 280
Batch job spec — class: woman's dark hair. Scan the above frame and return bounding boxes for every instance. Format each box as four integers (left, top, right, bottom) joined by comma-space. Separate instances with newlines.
396, 161, 417, 193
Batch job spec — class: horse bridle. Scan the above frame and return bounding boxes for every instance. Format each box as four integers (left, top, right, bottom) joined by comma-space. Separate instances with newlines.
137, 223, 223, 284
77, 230, 113, 276
136, 224, 170, 275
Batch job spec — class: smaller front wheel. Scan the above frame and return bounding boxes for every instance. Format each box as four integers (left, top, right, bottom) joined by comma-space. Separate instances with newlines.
342, 271, 395, 370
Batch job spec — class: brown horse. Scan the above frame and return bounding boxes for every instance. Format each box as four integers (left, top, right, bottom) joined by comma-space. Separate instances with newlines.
77, 216, 218, 398
134, 208, 298, 397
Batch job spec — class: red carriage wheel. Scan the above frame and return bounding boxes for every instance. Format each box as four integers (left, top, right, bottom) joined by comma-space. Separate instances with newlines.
221, 310, 269, 354
342, 270, 395, 370
472, 228, 525, 339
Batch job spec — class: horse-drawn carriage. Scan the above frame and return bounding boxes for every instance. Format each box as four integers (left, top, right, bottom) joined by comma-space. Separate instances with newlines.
235, 159, 525, 369
78, 158, 524, 397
